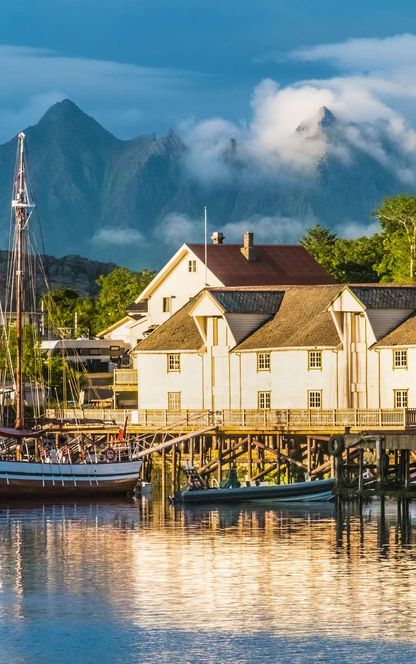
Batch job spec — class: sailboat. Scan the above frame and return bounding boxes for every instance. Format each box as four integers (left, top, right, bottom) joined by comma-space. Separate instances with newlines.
0, 132, 141, 497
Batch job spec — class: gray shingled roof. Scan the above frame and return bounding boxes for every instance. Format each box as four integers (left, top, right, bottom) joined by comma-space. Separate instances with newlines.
233, 285, 342, 350
210, 290, 284, 314
374, 312, 416, 347
351, 286, 416, 309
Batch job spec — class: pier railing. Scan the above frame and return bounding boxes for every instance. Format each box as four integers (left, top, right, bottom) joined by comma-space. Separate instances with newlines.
45, 407, 416, 431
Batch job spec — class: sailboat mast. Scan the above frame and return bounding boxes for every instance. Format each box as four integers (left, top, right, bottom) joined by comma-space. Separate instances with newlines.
12, 132, 33, 429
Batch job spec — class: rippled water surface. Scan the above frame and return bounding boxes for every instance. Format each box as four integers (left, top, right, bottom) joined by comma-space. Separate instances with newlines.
0, 498, 415, 663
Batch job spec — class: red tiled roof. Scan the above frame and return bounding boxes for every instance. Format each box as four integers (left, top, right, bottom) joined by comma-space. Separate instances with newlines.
187, 244, 335, 286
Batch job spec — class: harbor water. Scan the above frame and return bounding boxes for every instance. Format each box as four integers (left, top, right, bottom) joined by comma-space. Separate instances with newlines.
0, 498, 415, 663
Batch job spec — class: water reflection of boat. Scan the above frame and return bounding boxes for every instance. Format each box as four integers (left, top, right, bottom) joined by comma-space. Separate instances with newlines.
177, 467, 335, 504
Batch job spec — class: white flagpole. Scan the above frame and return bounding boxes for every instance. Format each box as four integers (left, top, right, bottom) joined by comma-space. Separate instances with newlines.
204, 205, 208, 285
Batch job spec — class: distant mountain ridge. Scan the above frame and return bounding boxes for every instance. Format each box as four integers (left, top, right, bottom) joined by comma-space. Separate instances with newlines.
0, 99, 412, 270
0, 251, 117, 297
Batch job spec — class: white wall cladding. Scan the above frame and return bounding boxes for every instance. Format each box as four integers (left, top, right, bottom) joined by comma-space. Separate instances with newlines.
378, 347, 416, 408
147, 253, 221, 325
136, 352, 203, 410
237, 349, 338, 409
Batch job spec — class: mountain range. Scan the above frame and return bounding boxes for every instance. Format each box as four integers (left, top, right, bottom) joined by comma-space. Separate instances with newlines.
0, 99, 413, 270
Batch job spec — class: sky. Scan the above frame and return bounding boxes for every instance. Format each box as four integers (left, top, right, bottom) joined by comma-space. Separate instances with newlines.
1, 0, 416, 142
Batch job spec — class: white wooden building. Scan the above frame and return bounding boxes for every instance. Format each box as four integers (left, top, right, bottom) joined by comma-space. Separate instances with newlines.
132, 283, 416, 412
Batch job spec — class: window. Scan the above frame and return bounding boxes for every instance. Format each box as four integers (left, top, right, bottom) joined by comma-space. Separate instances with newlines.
188, 260, 197, 272
167, 353, 180, 372
308, 350, 322, 370
308, 390, 322, 409
258, 391, 271, 409
394, 389, 408, 408
110, 345, 120, 351
393, 349, 407, 369
162, 297, 172, 313
89, 348, 100, 355
257, 352, 271, 371
168, 392, 181, 411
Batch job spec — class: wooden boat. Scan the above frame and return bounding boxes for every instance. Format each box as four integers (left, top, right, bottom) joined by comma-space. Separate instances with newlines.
175, 466, 335, 504
0, 133, 142, 498
179, 478, 335, 504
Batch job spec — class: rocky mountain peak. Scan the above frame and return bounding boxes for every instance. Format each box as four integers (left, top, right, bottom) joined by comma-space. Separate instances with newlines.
296, 105, 336, 137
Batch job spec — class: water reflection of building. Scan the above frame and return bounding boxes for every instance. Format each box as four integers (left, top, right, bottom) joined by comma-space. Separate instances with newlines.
0, 500, 415, 646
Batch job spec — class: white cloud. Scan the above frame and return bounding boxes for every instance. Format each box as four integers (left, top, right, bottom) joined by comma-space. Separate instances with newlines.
183, 34, 416, 185
92, 227, 144, 246
222, 215, 312, 244
290, 33, 416, 71
156, 212, 203, 247
334, 220, 380, 240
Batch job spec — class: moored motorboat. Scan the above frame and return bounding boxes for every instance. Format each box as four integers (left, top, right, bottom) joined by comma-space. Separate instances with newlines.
179, 479, 335, 504
175, 466, 335, 504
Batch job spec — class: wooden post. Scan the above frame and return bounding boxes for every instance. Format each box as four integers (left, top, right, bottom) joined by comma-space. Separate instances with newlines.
404, 449, 410, 491
307, 437, 312, 478
394, 450, 399, 484
217, 435, 223, 485
248, 434, 252, 481
358, 448, 364, 493
276, 435, 280, 484
172, 444, 177, 491
199, 436, 204, 466
190, 437, 194, 467
161, 447, 167, 502
375, 436, 383, 492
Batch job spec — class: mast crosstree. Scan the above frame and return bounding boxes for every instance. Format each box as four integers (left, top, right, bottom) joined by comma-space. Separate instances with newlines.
11, 132, 34, 429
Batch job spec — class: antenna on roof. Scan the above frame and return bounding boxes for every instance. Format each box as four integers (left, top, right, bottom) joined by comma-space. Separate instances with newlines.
204, 205, 208, 286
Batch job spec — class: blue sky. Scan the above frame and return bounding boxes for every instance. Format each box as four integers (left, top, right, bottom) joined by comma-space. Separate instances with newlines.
1, 0, 416, 141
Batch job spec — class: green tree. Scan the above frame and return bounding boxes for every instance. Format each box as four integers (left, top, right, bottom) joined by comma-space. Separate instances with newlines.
373, 195, 416, 281
300, 224, 338, 276
333, 234, 385, 282
93, 267, 155, 333
42, 288, 81, 336
301, 224, 384, 282
75, 297, 96, 337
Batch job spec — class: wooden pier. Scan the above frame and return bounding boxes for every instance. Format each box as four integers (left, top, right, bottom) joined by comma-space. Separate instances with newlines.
45, 407, 416, 498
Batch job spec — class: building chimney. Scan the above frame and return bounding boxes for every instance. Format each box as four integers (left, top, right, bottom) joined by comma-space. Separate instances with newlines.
211, 231, 225, 245
240, 231, 257, 261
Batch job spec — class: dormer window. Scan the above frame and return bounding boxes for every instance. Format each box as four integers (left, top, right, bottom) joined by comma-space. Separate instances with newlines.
393, 349, 407, 369
188, 260, 197, 273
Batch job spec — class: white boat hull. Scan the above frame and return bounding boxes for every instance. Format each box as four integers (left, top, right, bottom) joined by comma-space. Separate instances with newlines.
0, 459, 142, 497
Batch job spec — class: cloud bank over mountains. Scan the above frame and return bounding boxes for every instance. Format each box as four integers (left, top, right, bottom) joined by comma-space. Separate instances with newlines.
1, 34, 416, 185
182, 34, 416, 185
1, 34, 416, 264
